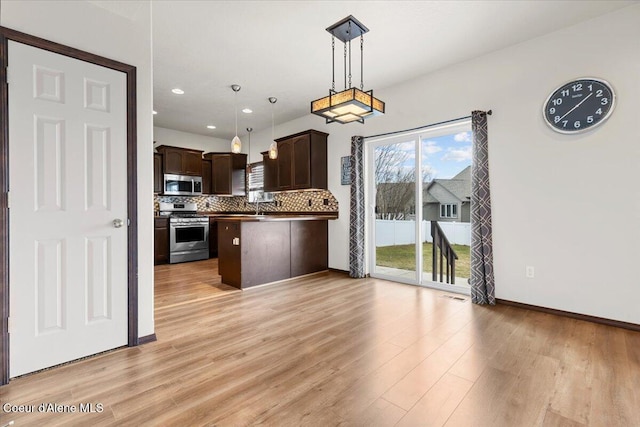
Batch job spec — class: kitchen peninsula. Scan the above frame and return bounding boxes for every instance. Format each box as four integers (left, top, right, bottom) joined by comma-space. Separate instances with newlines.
217, 214, 337, 289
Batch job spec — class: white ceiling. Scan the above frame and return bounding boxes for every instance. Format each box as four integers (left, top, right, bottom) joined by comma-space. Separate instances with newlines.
145, 0, 634, 140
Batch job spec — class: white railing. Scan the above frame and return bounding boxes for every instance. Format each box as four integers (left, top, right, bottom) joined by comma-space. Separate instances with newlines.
375, 220, 471, 246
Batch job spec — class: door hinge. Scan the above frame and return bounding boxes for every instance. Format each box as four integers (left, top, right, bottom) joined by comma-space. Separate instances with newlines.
5, 65, 10, 85
6, 191, 10, 209
127, 218, 130, 226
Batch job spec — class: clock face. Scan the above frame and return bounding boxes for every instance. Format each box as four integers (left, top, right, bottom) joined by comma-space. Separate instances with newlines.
543, 78, 615, 134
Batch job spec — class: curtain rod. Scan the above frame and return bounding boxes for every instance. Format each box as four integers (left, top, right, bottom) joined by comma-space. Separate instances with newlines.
363, 110, 492, 140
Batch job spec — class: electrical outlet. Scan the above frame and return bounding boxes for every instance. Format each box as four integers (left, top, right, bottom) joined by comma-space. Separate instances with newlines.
526, 266, 535, 278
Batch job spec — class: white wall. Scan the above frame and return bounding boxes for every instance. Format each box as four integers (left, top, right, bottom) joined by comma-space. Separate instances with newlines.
251, 4, 640, 324
1, 0, 156, 336
153, 126, 229, 154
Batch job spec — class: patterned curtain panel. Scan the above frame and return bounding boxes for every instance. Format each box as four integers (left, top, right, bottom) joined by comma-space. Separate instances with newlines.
349, 136, 366, 278
470, 111, 496, 304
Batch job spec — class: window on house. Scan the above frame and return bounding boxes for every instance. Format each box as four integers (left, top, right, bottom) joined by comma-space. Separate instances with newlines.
440, 203, 457, 218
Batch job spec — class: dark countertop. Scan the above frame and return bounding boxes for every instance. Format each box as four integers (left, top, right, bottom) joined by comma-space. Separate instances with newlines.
207, 213, 338, 222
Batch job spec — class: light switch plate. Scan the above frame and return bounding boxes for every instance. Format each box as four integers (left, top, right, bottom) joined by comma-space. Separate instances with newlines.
232, 237, 240, 246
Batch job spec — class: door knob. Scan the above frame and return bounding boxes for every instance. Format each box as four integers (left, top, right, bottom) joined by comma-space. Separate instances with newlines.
113, 219, 124, 228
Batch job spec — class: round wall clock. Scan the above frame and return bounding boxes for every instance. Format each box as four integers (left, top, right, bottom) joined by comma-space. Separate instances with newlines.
543, 77, 615, 134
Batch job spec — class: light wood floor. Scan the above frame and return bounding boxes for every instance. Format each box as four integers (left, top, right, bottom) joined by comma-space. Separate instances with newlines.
1, 261, 639, 426
154, 258, 238, 310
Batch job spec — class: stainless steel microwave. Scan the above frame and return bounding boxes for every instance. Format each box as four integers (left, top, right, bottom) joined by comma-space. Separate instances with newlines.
163, 174, 202, 196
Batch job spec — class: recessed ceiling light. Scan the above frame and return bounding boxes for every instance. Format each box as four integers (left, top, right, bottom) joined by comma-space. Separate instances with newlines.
242, 108, 253, 114
152, 110, 158, 115
206, 125, 216, 129
171, 88, 184, 95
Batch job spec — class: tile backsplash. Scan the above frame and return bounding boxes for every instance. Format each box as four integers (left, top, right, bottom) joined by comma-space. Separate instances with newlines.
155, 189, 338, 213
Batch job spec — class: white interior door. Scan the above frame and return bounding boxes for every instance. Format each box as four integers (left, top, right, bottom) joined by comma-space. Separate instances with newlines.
8, 41, 128, 377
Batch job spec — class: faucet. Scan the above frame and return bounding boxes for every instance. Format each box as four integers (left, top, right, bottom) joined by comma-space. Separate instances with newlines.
254, 191, 262, 215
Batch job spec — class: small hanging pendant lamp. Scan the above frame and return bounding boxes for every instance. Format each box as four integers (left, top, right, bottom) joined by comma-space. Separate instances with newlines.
231, 84, 242, 153
268, 97, 278, 159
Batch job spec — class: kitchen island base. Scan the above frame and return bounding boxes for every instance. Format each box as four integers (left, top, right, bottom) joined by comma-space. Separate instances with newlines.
218, 216, 330, 289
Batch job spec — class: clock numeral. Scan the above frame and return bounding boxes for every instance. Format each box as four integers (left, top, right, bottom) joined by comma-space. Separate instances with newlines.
588, 84, 593, 91
601, 98, 608, 105
574, 121, 581, 129
561, 89, 570, 97
572, 83, 582, 92
587, 116, 594, 124
596, 89, 603, 97
596, 108, 603, 115
552, 98, 563, 106
549, 107, 556, 114
554, 116, 561, 123
562, 120, 568, 128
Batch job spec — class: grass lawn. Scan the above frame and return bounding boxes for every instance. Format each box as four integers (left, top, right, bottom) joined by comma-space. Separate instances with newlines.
376, 242, 471, 279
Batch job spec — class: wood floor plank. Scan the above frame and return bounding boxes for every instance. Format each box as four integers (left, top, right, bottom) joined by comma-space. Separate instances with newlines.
447, 345, 488, 383
548, 364, 592, 424
344, 397, 407, 427
542, 409, 587, 427
382, 327, 475, 410
443, 366, 520, 427
396, 372, 473, 427
2, 260, 638, 426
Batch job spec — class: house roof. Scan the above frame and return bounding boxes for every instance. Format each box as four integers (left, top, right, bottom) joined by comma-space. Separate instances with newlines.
424, 166, 471, 203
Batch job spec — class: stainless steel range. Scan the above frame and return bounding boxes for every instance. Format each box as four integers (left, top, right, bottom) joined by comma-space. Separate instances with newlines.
159, 202, 209, 264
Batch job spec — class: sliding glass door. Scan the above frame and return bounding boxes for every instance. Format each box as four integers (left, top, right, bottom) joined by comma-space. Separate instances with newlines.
370, 137, 419, 284
368, 121, 472, 293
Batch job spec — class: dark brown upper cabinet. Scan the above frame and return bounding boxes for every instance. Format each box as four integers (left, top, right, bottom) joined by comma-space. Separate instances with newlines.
202, 159, 212, 194
156, 145, 203, 176
263, 130, 328, 192
153, 152, 163, 194
277, 139, 293, 189
204, 152, 247, 196
262, 153, 278, 192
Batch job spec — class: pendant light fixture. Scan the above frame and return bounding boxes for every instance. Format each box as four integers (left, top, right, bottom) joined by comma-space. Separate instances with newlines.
311, 15, 385, 124
246, 127, 253, 173
268, 97, 278, 160
230, 84, 242, 153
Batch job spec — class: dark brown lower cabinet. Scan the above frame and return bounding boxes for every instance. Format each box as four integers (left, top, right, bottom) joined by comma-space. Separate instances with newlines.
209, 217, 218, 258
218, 221, 241, 286
218, 218, 329, 289
291, 221, 328, 277
154, 217, 169, 265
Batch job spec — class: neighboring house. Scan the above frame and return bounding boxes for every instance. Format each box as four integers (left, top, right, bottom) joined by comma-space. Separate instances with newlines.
375, 166, 471, 222
423, 166, 471, 223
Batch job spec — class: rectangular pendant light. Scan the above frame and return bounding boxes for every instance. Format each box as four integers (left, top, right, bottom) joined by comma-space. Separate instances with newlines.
310, 15, 385, 124
311, 88, 385, 124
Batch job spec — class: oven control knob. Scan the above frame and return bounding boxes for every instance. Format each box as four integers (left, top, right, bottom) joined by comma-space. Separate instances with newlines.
113, 218, 124, 228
